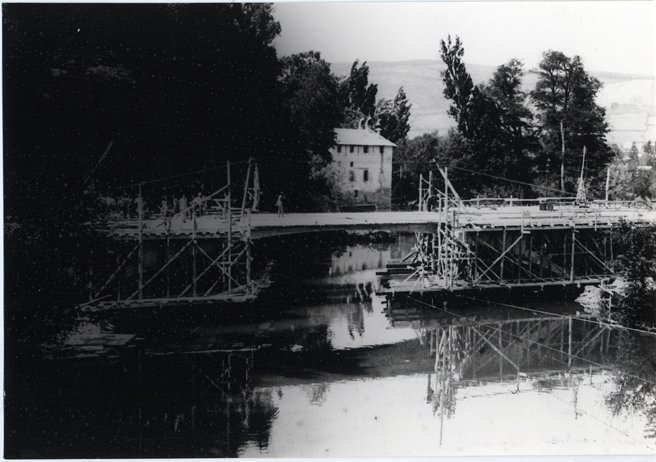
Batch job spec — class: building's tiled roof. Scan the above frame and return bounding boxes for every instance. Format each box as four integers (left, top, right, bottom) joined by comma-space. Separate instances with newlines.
335, 128, 396, 147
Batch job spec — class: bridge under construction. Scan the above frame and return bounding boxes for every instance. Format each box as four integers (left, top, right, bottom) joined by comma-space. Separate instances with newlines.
85, 161, 654, 311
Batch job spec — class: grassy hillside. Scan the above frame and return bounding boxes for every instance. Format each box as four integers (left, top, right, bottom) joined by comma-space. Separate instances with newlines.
332, 60, 655, 146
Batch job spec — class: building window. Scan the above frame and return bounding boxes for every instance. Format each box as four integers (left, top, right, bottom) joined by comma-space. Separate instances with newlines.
349, 171, 355, 182
350, 145, 354, 153
337, 145, 342, 153
363, 169, 369, 182
350, 162, 354, 167
379, 146, 384, 154
363, 145, 369, 153
337, 161, 341, 167
353, 189, 359, 197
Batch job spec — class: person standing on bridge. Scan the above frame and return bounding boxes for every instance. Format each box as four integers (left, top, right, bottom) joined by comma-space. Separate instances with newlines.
276, 192, 285, 217
135, 194, 144, 220
192, 192, 205, 217
160, 196, 170, 217
179, 194, 188, 222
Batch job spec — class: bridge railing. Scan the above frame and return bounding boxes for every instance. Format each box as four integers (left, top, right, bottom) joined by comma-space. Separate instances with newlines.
460, 197, 652, 211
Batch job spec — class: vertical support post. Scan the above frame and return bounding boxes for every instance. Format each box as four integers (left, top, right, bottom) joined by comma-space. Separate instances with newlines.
241, 157, 252, 217
438, 193, 442, 221
539, 234, 544, 279
439, 226, 445, 286
166, 234, 170, 298
537, 320, 542, 367
193, 212, 197, 297
563, 233, 567, 282
116, 256, 121, 301
474, 231, 479, 283
252, 163, 260, 212
517, 236, 523, 283
605, 167, 611, 204
138, 183, 143, 300
560, 318, 565, 360
500, 228, 507, 283
515, 321, 522, 365
431, 233, 437, 273
448, 229, 453, 288
528, 233, 533, 280
246, 209, 252, 292
444, 168, 449, 217
560, 120, 566, 193
439, 326, 447, 446
472, 326, 477, 380
227, 161, 232, 291
418, 174, 423, 211
570, 229, 576, 282
499, 323, 503, 381
428, 170, 433, 211
568, 317, 573, 368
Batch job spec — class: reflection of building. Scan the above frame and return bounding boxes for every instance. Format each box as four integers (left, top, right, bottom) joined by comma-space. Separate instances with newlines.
330, 127, 395, 210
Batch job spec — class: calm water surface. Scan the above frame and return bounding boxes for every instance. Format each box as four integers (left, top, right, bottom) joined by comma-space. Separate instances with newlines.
5, 233, 655, 457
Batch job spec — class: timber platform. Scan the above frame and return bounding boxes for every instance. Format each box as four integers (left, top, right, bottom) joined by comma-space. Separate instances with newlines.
109, 204, 655, 240
375, 203, 654, 296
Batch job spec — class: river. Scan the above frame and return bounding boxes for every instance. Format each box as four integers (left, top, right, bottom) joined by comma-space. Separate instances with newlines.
4, 232, 655, 458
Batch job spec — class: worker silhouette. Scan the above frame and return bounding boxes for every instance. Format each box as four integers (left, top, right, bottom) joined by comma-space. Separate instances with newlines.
276, 192, 285, 217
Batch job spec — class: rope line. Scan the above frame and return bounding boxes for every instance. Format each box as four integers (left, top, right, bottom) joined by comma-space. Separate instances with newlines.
454, 294, 656, 338
120, 160, 249, 188
406, 295, 656, 387
547, 388, 655, 450
449, 165, 577, 197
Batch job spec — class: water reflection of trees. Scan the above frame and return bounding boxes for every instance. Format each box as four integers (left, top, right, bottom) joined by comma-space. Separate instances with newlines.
118, 353, 281, 458
5, 351, 279, 458
606, 331, 656, 439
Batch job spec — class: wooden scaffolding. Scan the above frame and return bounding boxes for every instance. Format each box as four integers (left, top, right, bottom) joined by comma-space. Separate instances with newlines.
84, 159, 260, 311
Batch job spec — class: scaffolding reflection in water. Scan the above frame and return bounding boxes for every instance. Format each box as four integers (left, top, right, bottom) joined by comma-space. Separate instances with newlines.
412, 310, 613, 445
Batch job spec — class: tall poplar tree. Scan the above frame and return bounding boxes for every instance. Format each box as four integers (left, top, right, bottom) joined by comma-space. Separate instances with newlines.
339, 60, 378, 128
439, 36, 531, 196
375, 86, 412, 144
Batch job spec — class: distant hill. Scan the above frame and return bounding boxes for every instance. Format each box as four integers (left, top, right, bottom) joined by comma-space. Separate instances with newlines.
332, 60, 655, 147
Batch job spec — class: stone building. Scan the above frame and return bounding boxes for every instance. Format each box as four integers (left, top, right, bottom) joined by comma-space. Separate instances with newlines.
330, 127, 396, 210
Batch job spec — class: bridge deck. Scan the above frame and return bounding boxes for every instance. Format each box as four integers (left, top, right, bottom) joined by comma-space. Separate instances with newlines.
110, 205, 654, 240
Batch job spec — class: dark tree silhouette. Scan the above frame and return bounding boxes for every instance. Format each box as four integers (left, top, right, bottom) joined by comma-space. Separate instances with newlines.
531, 50, 612, 192
376, 86, 412, 144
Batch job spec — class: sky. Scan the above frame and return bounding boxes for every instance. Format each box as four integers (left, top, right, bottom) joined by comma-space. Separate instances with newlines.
272, 1, 656, 76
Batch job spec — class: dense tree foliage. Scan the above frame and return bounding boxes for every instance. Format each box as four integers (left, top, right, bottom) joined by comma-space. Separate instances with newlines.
610, 222, 656, 329
435, 36, 617, 200
531, 51, 612, 193
604, 145, 656, 202
392, 129, 471, 206
280, 51, 341, 163
605, 331, 656, 440
482, 59, 539, 180
438, 38, 534, 197
4, 3, 293, 212
2, 4, 338, 366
